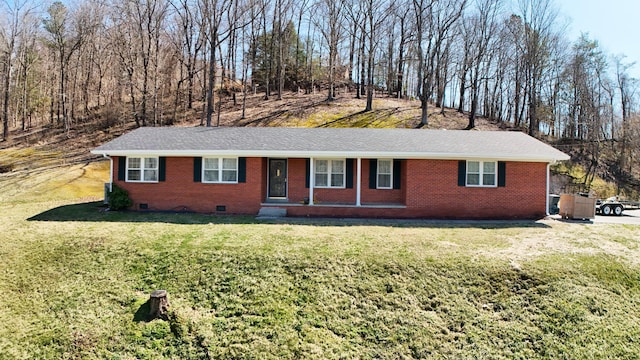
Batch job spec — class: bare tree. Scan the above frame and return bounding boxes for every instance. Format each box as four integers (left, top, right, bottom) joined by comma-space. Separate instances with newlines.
293, 0, 310, 91
465, 0, 502, 129
515, 0, 560, 136
383, 2, 413, 99
0, 0, 35, 140
14, 13, 40, 131
169, 0, 204, 111
394, 2, 412, 98
342, 0, 364, 97
42, 1, 87, 130
314, 0, 343, 101
413, 0, 466, 127
362, 0, 391, 111
614, 56, 637, 173
199, 0, 251, 126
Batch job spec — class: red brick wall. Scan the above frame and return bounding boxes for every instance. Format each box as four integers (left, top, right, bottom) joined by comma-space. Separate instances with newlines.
112, 156, 548, 219
113, 156, 264, 214
402, 160, 547, 219
286, 158, 310, 204
360, 159, 404, 204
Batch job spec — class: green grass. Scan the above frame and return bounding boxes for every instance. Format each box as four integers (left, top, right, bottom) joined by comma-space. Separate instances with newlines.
1, 160, 640, 358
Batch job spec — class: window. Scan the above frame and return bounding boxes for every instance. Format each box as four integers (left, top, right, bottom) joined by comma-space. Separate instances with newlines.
466, 160, 496, 186
126, 157, 158, 182
203, 157, 238, 183
314, 159, 345, 188
377, 160, 392, 189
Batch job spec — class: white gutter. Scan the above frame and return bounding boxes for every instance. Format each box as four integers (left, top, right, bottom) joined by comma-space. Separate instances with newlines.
91, 149, 570, 164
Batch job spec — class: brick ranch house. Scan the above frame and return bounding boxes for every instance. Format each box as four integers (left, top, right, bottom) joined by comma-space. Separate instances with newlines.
91, 127, 570, 219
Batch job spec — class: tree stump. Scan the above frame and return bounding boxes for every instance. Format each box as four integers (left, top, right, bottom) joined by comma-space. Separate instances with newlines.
149, 290, 169, 319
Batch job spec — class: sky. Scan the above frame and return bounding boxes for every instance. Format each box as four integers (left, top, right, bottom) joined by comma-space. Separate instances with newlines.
557, 0, 640, 78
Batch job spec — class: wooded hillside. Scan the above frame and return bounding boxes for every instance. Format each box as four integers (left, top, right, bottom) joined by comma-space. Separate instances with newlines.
0, 0, 638, 196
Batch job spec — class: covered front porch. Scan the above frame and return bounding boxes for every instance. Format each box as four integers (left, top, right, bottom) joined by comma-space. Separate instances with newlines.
263, 157, 406, 210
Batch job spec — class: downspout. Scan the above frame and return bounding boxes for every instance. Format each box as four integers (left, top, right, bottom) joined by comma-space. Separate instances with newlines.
102, 154, 113, 206
308, 157, 314, 206
356, 158, 362, 206
546, 162, 551, 216
103, 154, 113, 192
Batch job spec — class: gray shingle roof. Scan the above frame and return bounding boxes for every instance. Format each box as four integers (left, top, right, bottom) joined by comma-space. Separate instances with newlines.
91, 127, 570, 162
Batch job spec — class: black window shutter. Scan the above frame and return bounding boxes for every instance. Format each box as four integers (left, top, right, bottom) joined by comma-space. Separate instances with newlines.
369, 159, 377, 189
346, 159, 354, 188
498, 161, 506, 187
393, 159, 401, 190
305, 159, 310, 188
238, 157, 246, 183
458, 160, 466, 186
193, 157, 202, 182
118, 157, 126, 181
158, 157, 166, 181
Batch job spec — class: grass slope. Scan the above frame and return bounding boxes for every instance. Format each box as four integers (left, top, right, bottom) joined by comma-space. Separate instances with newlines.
1, 155, 640, 358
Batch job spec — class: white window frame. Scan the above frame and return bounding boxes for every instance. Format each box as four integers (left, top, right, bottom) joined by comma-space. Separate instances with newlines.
466, 160, 497, 187
126, 157, 159, 183
377, 159, 393, 189
202, 157, 238, 184
314, 159, 346, 188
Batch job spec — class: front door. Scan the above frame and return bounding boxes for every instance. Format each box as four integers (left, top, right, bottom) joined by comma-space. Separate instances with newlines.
268, 159, 287, 198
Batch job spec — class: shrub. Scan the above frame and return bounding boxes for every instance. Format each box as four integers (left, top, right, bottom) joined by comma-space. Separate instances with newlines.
108, 184, 132, 210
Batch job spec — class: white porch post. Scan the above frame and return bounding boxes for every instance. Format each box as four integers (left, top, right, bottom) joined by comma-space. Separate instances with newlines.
356, 158, 362, 206
309, 157, 315, 205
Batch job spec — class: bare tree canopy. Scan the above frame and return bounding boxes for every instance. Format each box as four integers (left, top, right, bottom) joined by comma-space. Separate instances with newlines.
0, 0, 637, 159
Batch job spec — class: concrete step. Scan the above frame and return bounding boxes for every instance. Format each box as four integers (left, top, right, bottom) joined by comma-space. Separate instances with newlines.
257, 207, 287, 218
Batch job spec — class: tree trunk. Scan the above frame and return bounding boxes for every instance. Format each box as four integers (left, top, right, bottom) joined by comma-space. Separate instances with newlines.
2, 55, 10, 141
419, 92, 428, 127
396, 17, 405, 98
206, 34, 217, 127
149, 290, 170, 319
365, 54, 373, 111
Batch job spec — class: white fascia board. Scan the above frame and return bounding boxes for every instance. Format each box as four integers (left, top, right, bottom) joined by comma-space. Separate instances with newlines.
91, 149, 569, 163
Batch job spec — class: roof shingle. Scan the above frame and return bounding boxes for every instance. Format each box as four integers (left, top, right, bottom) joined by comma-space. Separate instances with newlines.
92, 127, 570, 162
